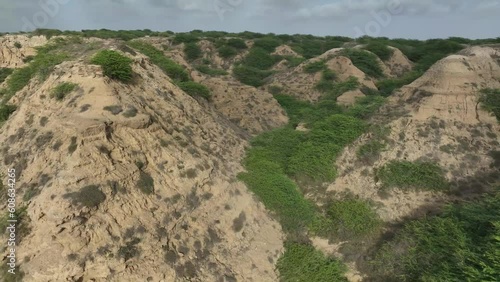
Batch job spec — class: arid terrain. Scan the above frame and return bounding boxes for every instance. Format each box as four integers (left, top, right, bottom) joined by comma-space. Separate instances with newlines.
0, 30, 499, 282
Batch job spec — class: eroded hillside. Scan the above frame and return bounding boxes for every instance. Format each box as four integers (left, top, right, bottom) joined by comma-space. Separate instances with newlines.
0, 30, 499, 282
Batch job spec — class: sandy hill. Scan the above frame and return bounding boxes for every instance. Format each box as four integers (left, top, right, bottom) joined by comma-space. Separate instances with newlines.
327, 45, 500, 223
0, 36, 284, 281
0, 35, 48, 68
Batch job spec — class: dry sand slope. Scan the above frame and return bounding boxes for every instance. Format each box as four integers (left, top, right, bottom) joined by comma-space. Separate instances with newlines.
0, 36, 285, 282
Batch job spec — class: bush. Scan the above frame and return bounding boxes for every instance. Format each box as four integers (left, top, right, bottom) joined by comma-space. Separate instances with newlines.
364, 42, 394, 61
172, 33, 199, 44
195, 65, 228, 76
226, 38, 247, 49
91, 50, 133, 82
63, 185, 106, 208
50, 82, 78, 101
0, 68, 13, 84
479, 88, 500, 121
341, 49, 384, 78
0, 104, 16, 122
241, 47, 280, 70
233, 66, 273, 87
357, 140, 386, 164
127, 41, 190, 82
183, 42, 202, 61
376, 70, 423, 96
137, 171, 154, 194
370, 191, 500, 281
376, 161, 449, 191
217, 45, 238, 59
14, 42, 22, 49
277, 242, 347, 282
315, 198, 381, 239
177, 81, 211, 100
285, 56, 306, 67
303, 60, 326, 73
253, 37, 282, 52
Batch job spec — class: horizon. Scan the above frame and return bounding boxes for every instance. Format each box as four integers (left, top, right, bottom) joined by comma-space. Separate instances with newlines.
0, 0, 499, 40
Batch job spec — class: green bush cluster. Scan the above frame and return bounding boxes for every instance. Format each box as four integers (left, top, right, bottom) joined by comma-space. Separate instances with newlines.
341, 49, 384, 78
183, 42, 202, 61
277, 242, 347, 282
241, 47, 281, 70
363, 41, 394, 61
303, 60, 326, 73
177, 81, 211, 100
371, 191, 500, 281
0, 104, 16, 122
195, 65, 228, 76
232, 66, 273, 87
50, 82, 78, 101
172, 33, 199, 44
253, 37, 282, 52
0, 68, 13, 84
376, 160, 449, 191
479, 88, 500, 121
226, 38, 247, 49
91, 50, 133, 82
217, 45, 238, 59
312, 198, 382, 239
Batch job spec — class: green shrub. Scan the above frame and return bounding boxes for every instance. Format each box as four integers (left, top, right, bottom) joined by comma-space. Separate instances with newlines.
172, 33, 199, 44
376, 161, 449, 191
479, 88, 500, 121
0, 68, 13, 84
303, 60, 326, 73
370, 191, 500, 281
285, 56, 306, 67
287, 141, 340, 181
0, 104, 16, 122
277, 242, 347, 282
127, 41, 190, 81
137, 171, 154, 195
91, 50, 133, 82
322, 69, 337, 81
217, 46, 238, 59
177, 81, 211, 99
233, 66, 273, 87
341, 49, 384, 78
195, 65, 228, 76
226, 38, 247, 49
253, 37, 282, 52
50, 82, 78, 101
316, 198, 381, 239
63, 185, 106, 208
241, 47, 280, 70
364, 42, 394, 61
347, 95, 385, 119
376, 70, 423, 96
183, 42, 202, 61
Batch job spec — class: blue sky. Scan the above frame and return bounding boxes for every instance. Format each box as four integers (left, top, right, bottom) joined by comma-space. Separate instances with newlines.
1, 0, 499, 39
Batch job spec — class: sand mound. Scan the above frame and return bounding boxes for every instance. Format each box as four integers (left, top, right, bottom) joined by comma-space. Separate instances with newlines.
0, 49, 283, 281
272, 45, 300, 57
384, 46, 413, 77
326, 56, 378, 89
337, 89, 366, 106
0, 35, 48, 68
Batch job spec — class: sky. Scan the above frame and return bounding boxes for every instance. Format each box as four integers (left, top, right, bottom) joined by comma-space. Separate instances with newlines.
0, 0, 499, 39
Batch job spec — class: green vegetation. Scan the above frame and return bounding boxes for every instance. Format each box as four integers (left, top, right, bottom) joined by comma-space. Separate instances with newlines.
363, 41, 394, 61
50, 82, 78, 101
370, 190, 500, 281
341, 49, 384, 78
312, 198, 382, 239
183, 42, 202, 61
479, 88, 500, 121
226, 38, 247, 49
177, 81, 211, 100
172, 33, 199, 44
376, 161, 449, 191
233, 66, 273, 87
277, 242, 347, 282
217, 45, 238, 59
0, 68, 13, 84
195, 65, 228, 76
303, 60, 326, 73
241, 47, 281, 70
90, 50, 133, 82
0, 104, 16, 122
63, 185, 106, 208
253, 37, 282, 52
14, 42, 22, 49
357, 140, 386, 164
127, 40, 190, 81
68, 136, 78, 154
137, 171, 155, 195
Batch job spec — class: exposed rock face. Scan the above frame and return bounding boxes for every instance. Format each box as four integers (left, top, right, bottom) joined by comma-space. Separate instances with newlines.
0, 35, 48, 68
0, 40, 284, 281
271, 45, 299, 57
